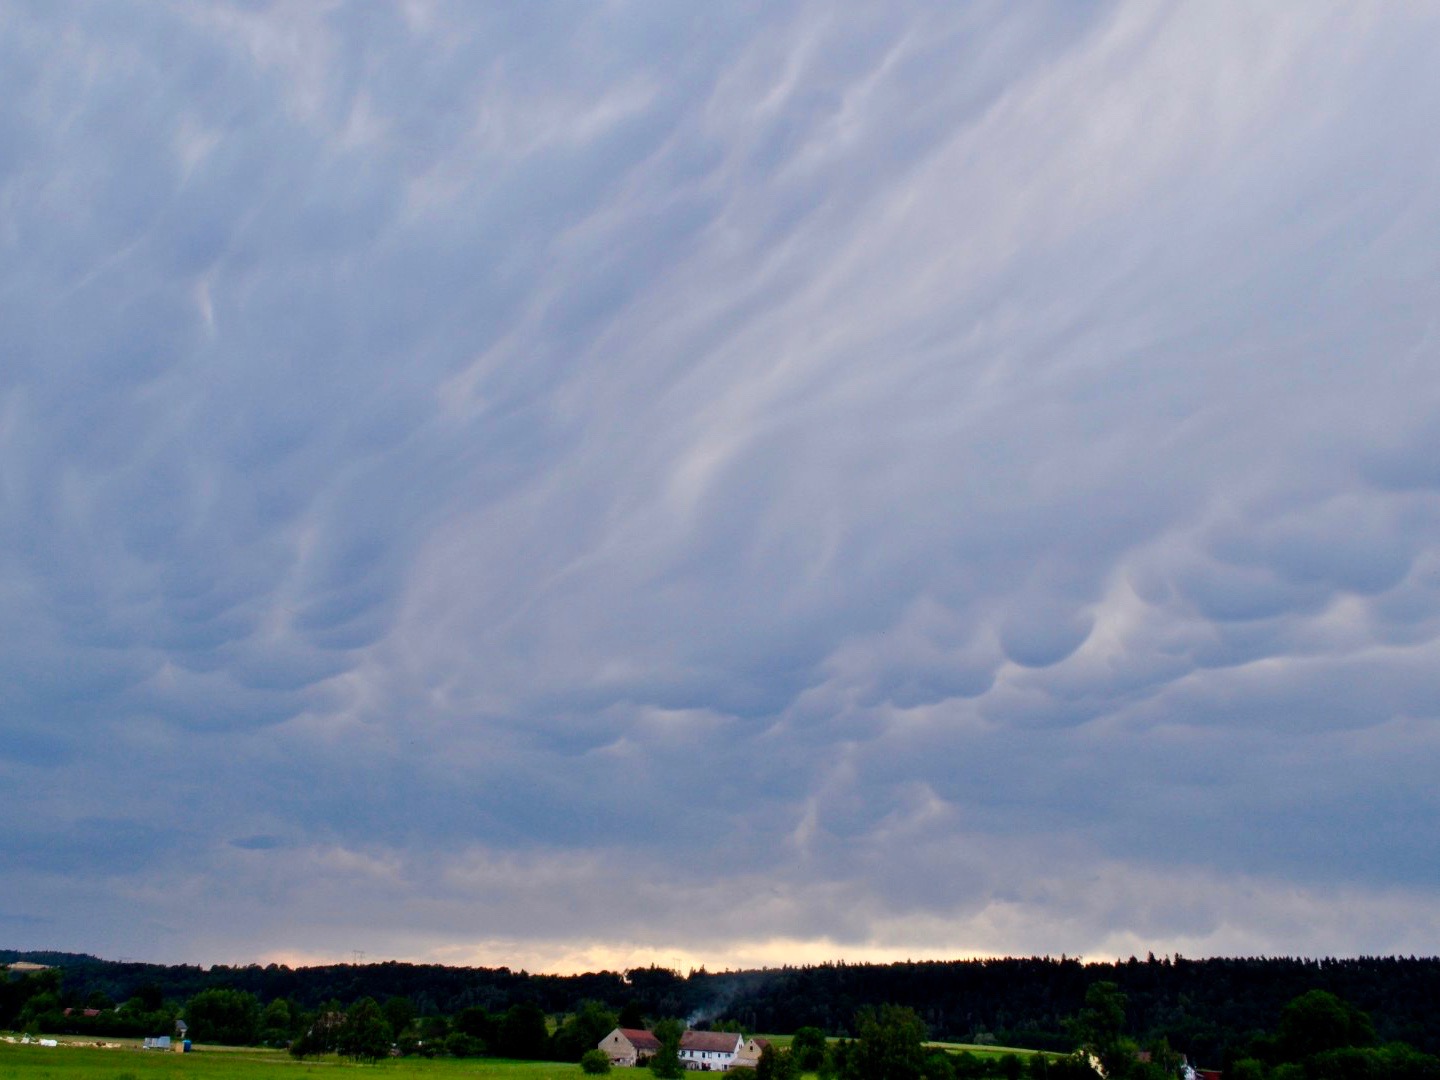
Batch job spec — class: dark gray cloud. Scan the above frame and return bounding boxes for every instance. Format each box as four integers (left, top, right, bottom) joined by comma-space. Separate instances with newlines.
3, 0, 1440, 969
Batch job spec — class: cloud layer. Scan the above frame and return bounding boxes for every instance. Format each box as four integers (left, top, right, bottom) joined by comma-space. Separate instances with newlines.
3, 0, 1440, 969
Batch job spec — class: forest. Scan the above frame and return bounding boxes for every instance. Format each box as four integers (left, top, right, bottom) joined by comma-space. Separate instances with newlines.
4, 950, 1439, 1074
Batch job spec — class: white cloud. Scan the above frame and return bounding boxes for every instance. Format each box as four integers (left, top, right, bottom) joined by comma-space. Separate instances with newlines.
3, 0, 1440, 967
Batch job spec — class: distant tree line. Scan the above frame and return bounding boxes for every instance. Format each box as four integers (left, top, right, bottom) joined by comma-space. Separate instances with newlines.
0, 967, 615, 1062
746, 986, 1438, 1080
4, 951, 1440, 1067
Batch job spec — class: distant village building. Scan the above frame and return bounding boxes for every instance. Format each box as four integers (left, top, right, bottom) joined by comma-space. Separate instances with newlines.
679, 1031, 744, 1071
736, 1038, 770, 1067
600, 1027, 663, 1067
599, 1028, 751, 1071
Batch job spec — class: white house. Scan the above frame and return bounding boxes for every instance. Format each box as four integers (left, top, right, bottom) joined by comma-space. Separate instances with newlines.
679, 1031, 745, 1071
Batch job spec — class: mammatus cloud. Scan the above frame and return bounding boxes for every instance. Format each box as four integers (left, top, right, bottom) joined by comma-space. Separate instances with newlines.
2, 1, 1439, 970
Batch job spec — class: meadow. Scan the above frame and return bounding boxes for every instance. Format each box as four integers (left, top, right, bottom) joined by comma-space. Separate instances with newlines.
0, 1042, 585, 1080
0, 1035, 1042, 1080
925, 1044, 1042, 1060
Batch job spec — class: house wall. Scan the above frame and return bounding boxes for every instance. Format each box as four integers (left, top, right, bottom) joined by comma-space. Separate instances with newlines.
602, 1030, 639, 1066
680, 1048, 737, 1071
735, 1039, 769, 1066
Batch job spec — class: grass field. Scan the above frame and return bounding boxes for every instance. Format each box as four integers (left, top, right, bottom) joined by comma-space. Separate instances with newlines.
0, 1036, 1049, 1079
0, 1041, 590, 1079
924, 1042, 1045, 1059
755, 1033, 1040, 1060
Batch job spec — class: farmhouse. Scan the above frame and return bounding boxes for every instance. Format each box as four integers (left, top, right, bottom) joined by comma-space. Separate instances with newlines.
601, 1025, 748, 1071
736, 1038, 770, 1067
600, 1027, 663, 1067
600, 1028, 750, 1071
679, 1030, 744, 1071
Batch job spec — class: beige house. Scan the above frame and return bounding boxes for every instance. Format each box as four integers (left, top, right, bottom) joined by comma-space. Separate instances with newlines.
735, 1038, 771, 1067
601, 1027, 663, 1067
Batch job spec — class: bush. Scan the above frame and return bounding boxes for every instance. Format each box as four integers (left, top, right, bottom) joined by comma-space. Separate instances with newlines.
289, 1028, 325, 1059
583, 1049, 615, 1074
446, 1031, 487, 1058
924, 1050, 958, 1080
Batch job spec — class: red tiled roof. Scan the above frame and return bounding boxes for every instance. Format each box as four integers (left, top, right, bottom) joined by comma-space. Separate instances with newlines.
620, 1028, 663, 1051
681, 1031, 743, 1053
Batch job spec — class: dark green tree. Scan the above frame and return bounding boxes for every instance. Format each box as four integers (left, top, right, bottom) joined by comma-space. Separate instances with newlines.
627, 966, 685, 1018
382, 995, 417, 1038
923, 1049, 958, 1080
497, 1000, 551, 1059
554, 1000, 622, 1061
651, 1018, 685, 1079
1307, 1044, 1440, 1080
759, 1044, 801, 1080
846, 1005, 928, 1080
1067, 982, 1133, 1079
417, 1013, 451, 1046
793, 1028, 829, 1072
290, 1000, 346, 1059
4, 966, 61, 1033
259, 997, 295, 1046
133, 982, 165, 1012
454, 1004, 496, 1046
1134, 1039, 1183, 1080
1049, 1057, 1106, 1080
1276, 991, 1376, 1061
822, 1039, 854, 1080
184, 988, 261, 1045
339, 997, 393, 1063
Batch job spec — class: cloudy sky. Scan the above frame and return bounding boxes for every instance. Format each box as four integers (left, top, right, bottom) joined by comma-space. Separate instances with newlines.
3, 0, 1440, 974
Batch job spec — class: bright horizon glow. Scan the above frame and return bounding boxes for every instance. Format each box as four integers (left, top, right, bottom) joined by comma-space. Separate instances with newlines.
4, 1, 1440, 967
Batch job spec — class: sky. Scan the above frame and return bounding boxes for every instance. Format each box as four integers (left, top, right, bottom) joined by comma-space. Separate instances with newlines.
3, 0, 1440, 975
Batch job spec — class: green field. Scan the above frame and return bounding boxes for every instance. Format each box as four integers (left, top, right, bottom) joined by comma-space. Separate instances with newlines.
924, 1043, 1044, 1060
0, 1041, 591, 1080
0, 1036, 1048, 1079
755, 1034, 1038, 1061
